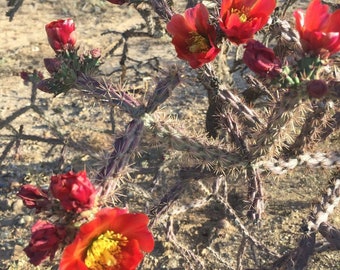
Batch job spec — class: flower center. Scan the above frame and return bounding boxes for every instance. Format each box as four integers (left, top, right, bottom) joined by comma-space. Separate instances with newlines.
188, 32, 210, 53
85, 230, 128, 270
231, 8, 248, 23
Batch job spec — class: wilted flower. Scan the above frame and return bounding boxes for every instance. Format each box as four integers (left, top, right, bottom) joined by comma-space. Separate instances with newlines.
45, 19, 76, 52
59, 207, 154, 270
219, 0, 276, 45
307, 79, 328, 98
243, 39, 281, 77
50, 171, 96, 213
294, 0, 340, 59
107, 0, 128, 4
17, 184, 49, 212
167, 3, 220, 69
24, 220, 66, 266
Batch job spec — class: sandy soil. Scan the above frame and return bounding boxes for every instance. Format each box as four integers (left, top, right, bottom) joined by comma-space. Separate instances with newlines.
0, 0, 339, 269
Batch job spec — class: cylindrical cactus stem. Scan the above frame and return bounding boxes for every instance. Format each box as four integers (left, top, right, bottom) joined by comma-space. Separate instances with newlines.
76, 73, 145, 118
308, 178, 340, 232
272, 233, 316, 270
246, 167, 265, 222
219, 109, 265, 222
320, 111, 340, 141
146, 64, 181, 114
149, 0, 174, 23
96, 118, 144, 199
199, 64, 262, 137
250, 88, 305, 159
284, 103, 327, 156
318, 222, 340, 250
218, 90, 263, 128
142, 113, 245, 172
272, 177, 340, 269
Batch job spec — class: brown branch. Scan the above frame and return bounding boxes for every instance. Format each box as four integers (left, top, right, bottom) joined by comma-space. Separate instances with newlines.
319, 222, 340, 250
271, 177, 340, 269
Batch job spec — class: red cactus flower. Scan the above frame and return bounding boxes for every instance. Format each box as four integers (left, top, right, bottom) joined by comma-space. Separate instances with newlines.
166, 3, 220, 69
17, 184, 49, 212
107, 0, 128, 4
59, 207, 154, 270
50, 171, 96, 213
45, 19, 76, 52
24, 220, 66, 266
243, 39, 281, 77
294, 0, 340, 59
219, 0, 276, 45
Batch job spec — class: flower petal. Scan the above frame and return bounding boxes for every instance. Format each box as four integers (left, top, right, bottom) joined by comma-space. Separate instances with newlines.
304, 0, 329, 31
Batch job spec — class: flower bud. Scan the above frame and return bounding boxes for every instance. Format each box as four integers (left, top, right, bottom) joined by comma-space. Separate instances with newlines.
44, 58, 62, 74
50, 171, 96, 213
243, 39, 282, 78
20, 71, 30, 82
306, 79, 328, 98
45, 19, 76, 52
37, 78, 57, 93
90, 48, 101, 59
107, 0, 129, 5
20, 70, 44, 85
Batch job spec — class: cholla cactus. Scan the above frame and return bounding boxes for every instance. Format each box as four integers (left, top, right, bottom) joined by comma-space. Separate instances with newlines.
8, 0, 340, 269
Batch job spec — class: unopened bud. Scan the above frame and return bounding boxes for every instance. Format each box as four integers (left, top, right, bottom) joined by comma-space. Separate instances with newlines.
37, 78, 58, 94
243, 39, 282, 78
106, 0, 129, 5
44, 58, 62, 74
90, 48, 101, 59
307, 80, 328, 98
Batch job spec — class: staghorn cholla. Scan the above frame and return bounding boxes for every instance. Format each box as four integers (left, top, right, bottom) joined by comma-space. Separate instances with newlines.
1, 0, 339, 269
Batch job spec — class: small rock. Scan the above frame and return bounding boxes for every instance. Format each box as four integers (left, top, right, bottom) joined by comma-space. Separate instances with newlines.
12, 199, 24, 213
0, 199, 12, 211
10, 181, 21, 189
17, 215, 33, 225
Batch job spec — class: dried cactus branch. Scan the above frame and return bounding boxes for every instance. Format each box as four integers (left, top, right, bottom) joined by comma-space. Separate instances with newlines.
318, 222, 340, 250
214, 194, 280, 259
271, 177, 340, 269
308, 178, 340, 232
320, 111, 340, 141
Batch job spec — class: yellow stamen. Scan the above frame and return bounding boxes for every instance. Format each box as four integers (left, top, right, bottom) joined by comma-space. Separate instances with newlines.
188, 32, 210, 53
85, 230, 128, 270
231, 8, 248, 23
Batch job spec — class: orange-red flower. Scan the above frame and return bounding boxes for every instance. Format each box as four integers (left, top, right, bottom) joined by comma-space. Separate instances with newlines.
45, 19, 76, 52
50, 171, 96, 213
166, 3, 220, 68
59, 208, 154, 270
219, 0, 276, 45
294, 0, 340, 58
24, 220, 66, 266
